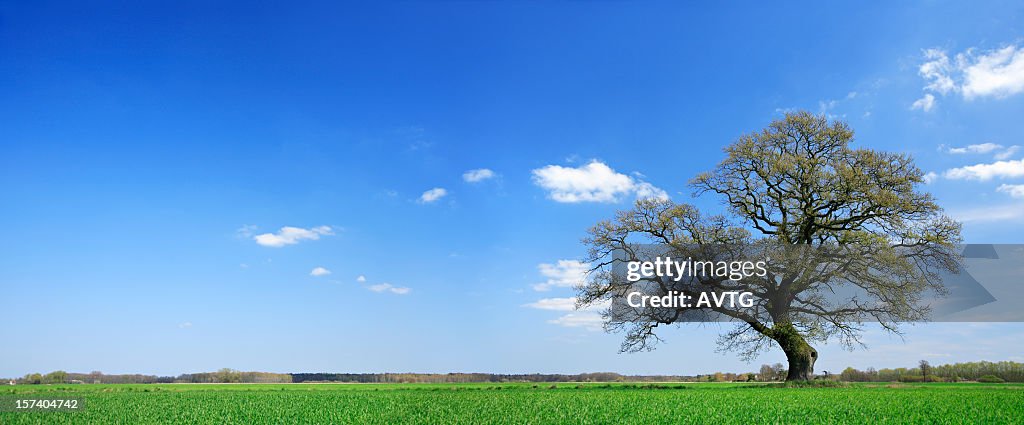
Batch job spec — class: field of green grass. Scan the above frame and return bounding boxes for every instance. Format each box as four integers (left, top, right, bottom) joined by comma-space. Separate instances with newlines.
2, 382, 1022, 424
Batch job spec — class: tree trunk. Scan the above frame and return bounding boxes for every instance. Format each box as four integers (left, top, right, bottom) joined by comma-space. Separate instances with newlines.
774, 323, 817, 381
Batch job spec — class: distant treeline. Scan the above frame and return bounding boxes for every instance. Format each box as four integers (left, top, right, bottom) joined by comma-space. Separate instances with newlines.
838, 361, 1024, 383
14, 369, 291, 385
288, 372, 692, 383
9, 361, 1023, 385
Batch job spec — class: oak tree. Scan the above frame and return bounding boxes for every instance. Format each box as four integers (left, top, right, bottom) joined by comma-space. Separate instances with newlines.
579, 111, 961, 381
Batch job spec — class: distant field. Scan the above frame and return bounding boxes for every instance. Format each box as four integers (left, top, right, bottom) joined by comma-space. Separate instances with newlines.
2, 382, 1022, 424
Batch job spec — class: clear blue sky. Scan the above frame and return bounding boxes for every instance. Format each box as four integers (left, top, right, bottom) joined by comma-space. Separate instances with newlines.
2, 1, 1024, 378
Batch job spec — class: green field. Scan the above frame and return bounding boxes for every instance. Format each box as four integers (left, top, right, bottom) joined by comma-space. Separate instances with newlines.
2, 382, 1022, 424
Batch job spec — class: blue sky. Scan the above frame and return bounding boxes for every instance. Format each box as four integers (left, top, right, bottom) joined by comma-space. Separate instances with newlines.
2, 1, 1024, 377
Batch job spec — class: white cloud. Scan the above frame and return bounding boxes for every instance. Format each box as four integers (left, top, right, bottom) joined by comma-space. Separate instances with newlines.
356, 275, 367, 283
524, 297, 611, 312
995, 146, 1021, 160
947, 143, 1004, 154
942, 143, 1019, 160
919, 49, 957, 95
310, 267, 331, 277
533, 260, 589, 291
368, 283, 411, 295
962, 45, 1024, 99
531, 161, 668, 203
462, 168, 496, 183
922, 172, 938, 184
547, 312, 604, 331
913, 44, 1024, 109
911, 94, 935, 111
419, 187, 447, 203
997, 184, 1024, 199
524, 297, 578, 311
634, 182, 669, 200
253, 226, 333, 247
943, 158, 1024, 181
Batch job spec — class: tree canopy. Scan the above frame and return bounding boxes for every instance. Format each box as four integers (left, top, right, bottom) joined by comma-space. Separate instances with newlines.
578, 111, 962, 380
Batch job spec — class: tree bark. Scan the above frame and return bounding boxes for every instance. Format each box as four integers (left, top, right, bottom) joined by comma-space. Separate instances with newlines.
774, 323, 817, 381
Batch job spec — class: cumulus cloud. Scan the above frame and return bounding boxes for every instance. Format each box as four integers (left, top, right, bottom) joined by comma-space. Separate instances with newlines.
253, 226, 333, 247
368, 283, 411, 295
943, 159, 1024, 181
419, 188, 447, 203
913, 44, 1024, 110
531, 161, 668, 203
922, 171, 938, 184
356, 275, 367, 283
533, 260, 589, 291
462, 168, 496, 183
310, 267, 331, 277
997, 184, 1024, 199
962, 45, 1024, 99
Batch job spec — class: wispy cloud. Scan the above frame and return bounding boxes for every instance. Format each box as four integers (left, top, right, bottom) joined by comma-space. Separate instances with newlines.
815, 91, 860, 118
310, 267, 331, 277
235, 224, 259, 239
525, 297, 610, 330
368, 283, 411, 295
996, 146, 1021, 160
547, 312, 604, 331
946, 143, 1003, 154
524, 297, 611, 312
462, 168, 496, 183
919, 49, 957, 95
942, 143, 1020, 160
997, 184, 1024, 199
253, 226, 333, 247
950, 203, 1024, 222
533, 260, 589, 292
531, 161, 667, 203
523, 297, 579, 311
419, 188, 448, 203
911, 93, 936, 112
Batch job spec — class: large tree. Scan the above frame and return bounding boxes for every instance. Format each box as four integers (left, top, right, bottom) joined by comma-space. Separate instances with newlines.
578, 111, 961, 381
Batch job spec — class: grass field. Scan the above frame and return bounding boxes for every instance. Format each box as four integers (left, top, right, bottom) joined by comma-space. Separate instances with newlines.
2, 382, 1022, 424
